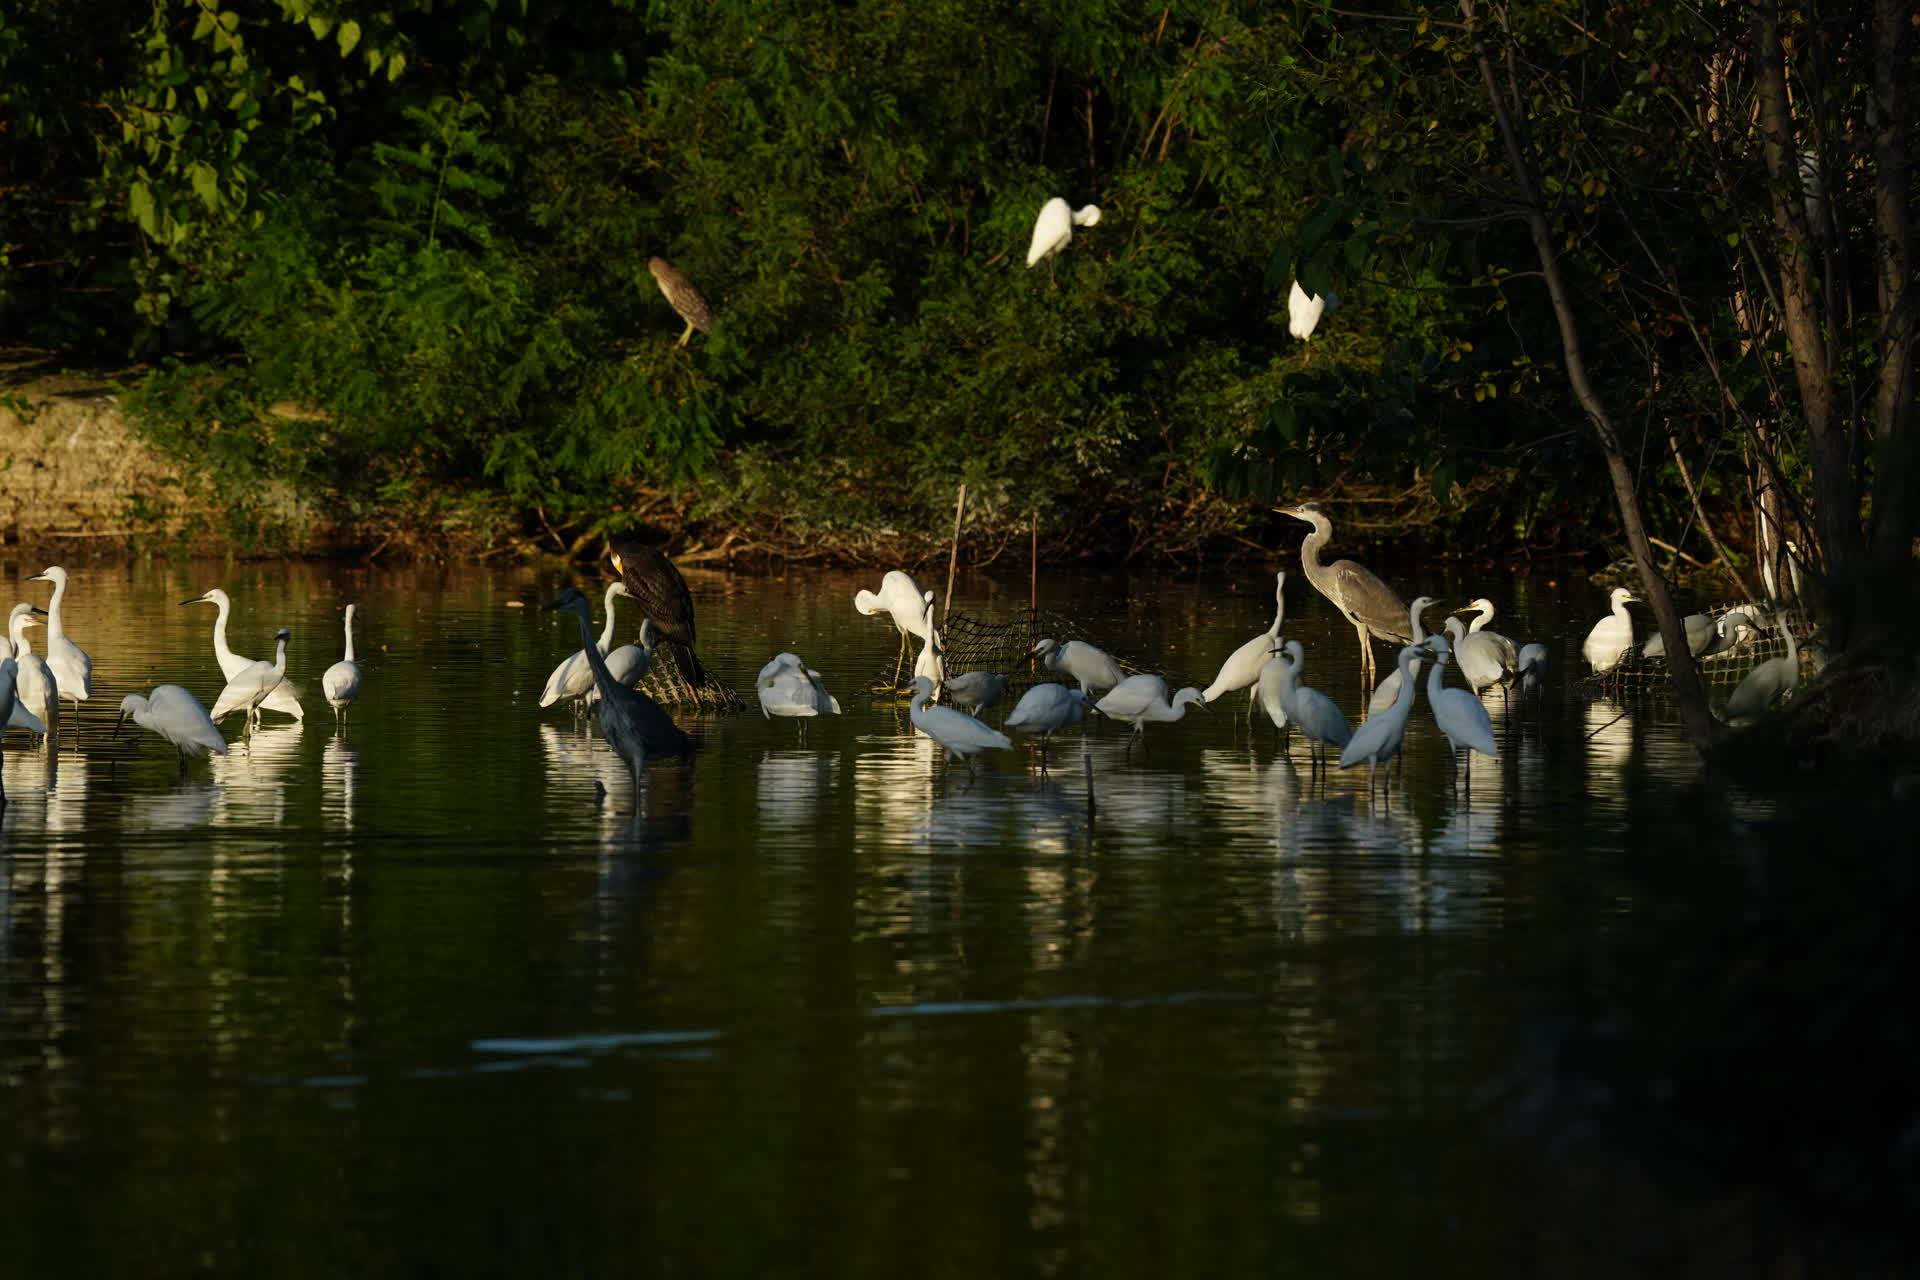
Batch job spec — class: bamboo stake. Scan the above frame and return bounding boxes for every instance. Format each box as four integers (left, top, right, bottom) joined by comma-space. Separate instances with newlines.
942, 484, 967, 631
1029, 512, 1038, 612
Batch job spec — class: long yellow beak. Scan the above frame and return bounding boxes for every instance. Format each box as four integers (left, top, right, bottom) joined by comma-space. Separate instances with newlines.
611, 552, 624, 575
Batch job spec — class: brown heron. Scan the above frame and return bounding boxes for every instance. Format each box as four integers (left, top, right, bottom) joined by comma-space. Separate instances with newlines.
648, 256, 715, 347
1275, 504, 1410, 686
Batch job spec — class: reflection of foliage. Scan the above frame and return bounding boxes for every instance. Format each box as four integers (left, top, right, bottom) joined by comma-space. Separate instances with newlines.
1500, 781, 1920, 1264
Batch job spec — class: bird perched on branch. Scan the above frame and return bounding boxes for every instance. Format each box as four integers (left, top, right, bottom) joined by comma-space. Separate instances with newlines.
648, 256, 715, 347
1026, 197, 1101, 268
609, 534, 726, 707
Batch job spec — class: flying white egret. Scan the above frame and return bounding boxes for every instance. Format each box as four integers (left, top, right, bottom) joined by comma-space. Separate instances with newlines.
1288, 280, 1326, 340
114, 685, 228, 773
1444, 616, 1510, 702
756, 652, 842, 723
855, 571, 939, 688
1202, 571, 1287, 720
1424, 635, 1498, 788
1004, 682, 1090, 764
547, 587, 689, 805
1368, 595, 1441, 716
7, 605, 55, 743
539, 581, 632, 713
945, 669, 1008, 716
26, 566, 92, 737
1271, 640, 1353, 776
1095, 673, 1207, 756
1582, 587, 1637, 673
180, 587, 305, 721
907, 674, 1011, 773
321, 603, 363, 724
1721, 619, 1800, 723
211, 627, 289, 733
1341, 644, 1425, 792
1275, 504, 1409, 685
1025, 196, 1101, 268
1031, 638, 1126, 696
1516, 643, 1549, 695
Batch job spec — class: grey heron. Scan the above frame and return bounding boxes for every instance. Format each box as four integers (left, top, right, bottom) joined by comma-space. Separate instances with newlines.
1275, 504, 1409, 686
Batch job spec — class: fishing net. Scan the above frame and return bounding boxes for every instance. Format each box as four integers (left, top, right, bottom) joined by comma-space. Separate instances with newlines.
1573, 601, 1813, 697
635, 661, 746, 714
861, 606, 1192, 699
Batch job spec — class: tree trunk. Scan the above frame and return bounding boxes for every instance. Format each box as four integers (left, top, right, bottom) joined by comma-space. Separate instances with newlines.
1465, 1, 1722, 750
1869, 0, 1918, 571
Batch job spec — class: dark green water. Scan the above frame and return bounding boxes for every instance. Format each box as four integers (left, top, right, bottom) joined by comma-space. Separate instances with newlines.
0, 558, 1868, 1275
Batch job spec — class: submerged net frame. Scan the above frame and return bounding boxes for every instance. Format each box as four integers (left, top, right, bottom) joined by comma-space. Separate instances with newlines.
862, 606, 1195, 699
1573, 600, 1814, 697
635, 661, 746, 714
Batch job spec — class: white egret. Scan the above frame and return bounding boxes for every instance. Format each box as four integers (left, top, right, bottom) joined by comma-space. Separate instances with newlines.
547, 587, 690, 805
0, 658, 14, 806
539, 581, 631, 713
1202, 571, 1287, 720
26, 567, 92, 735
1444, 616, 1510, 701
1341, 644, 1425, 792
114, 685, 228, 773
590, 618, 655, 709
907, 674, 1011, 773
1582, 587, 1637, 673
1644, 609, 1758, 661
1516, 643, 1549, 695
180, 588, 305, 720
321, 603, 363, 723
211, 627, 289, 732
1004, 682, 1090, 763
1275, 504, 1410, 685
912, 623, 946, 692
1721, 619, 1800, 723
7, 605, 56, 743
855, 571, 939, 688
1271, 640, 1353, 776
756, 652, 842, 722
1255, 650, 1292, 742
1025, 196, 1101, 268
1424, 635, 1498, 788
1031, 637, 1126, 696
1459, 597, 1520, 670
945, 670, 1008, 716
1288, 279, 1326, 340
1368, 595, 1441, 716
1096, 673, 1207, 756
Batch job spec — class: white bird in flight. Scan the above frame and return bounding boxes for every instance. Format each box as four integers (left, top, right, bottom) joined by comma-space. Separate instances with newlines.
1026, 196, 1101, 268
1288, 280, 1326, 340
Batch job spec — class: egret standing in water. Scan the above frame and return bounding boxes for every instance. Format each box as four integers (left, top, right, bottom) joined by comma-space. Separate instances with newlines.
0, 658, 15, 806
1026, 197, 1101, 270
27, 566, 92, 739
1095, 673, 1207, 758
1582, 587, 1637, 673
590, 618, 656, 709
1721, 619, 1800, 723
1275, 504, 1409, 686
1270, 641, 1353, 778
1424, 635, 1498, 790
1341, 644, 1425, 793
212, 627, 290, 733
1516, 643, 1549, 696
1368, 596, 1441, 716
321, 603, 363, 724
1031, 637, 1126, 696
944, 669, 1008, 716
540, 581, 631, 715
115, 685, 227, 774
1644, 609, 1758, 661
7, 605, 56, 744
548, 587, 690, 806
1004, 682, 1091, 766
756, 652, 842, 734
907, 674, 1011, 775
1202, 571, 1287, 721
1444, 616, 1510, 703
855, 571, 937, 689
181, 588, 305, 721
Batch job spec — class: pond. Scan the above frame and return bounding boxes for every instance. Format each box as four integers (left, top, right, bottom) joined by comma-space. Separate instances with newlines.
0, 557, 1862, 1275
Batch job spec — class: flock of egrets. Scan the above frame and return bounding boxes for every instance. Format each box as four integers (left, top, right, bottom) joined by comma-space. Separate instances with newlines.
0, 502, 1803, 812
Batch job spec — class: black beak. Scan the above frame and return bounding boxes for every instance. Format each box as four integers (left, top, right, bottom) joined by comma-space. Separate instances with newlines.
112, 712, 126, 741
30, 606, 46, 616
178, 597, 204, 606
